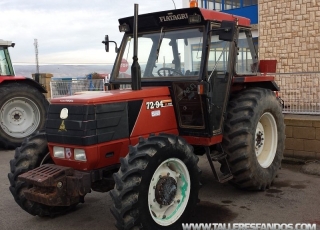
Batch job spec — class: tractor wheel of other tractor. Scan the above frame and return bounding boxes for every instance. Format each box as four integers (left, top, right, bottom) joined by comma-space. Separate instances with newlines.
110, 133, 200, 230
8, 131, 78, 217
223, 87, 285, 190
0, 83, 49, 149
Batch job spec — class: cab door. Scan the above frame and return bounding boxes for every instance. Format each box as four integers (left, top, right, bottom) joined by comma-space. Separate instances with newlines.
205, 23, 238, 136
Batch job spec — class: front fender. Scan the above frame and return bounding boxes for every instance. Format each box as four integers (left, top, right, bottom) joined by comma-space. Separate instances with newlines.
0, 76, 47, 93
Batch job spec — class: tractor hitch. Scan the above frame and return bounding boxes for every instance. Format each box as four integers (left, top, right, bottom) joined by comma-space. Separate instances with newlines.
18, 164, 91, 206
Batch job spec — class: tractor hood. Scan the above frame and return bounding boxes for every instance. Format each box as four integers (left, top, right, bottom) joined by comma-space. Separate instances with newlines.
46, 86, 174, 146
50, 87, 170, 105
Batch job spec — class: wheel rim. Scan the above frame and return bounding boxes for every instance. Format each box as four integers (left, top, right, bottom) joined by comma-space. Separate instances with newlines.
148, 158, 191, 226
0, 97, 40, 138
255, 112, 278, 168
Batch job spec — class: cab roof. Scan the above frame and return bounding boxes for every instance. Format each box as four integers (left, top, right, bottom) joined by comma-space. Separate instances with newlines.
0, 39, 14, 47
118, 7, 251, 33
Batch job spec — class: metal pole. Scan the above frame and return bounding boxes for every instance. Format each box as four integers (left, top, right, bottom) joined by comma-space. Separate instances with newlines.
34, 38, 40, 83
131, 3, 141, 90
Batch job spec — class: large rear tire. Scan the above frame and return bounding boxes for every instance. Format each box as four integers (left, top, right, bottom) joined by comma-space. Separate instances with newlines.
0, 83, 49, 149
8, 131, 78, 216
110, 134, 200, 230
223, 88, 285, 190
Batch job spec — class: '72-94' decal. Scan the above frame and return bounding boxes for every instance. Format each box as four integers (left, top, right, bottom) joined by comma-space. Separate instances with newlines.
146, 100, 172, 110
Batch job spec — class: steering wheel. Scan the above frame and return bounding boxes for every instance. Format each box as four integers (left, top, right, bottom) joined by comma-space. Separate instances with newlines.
157, 68, 183, 77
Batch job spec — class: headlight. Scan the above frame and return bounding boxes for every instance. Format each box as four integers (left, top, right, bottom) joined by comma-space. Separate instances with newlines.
53, 146, 65, 158
74, 149, 87, 161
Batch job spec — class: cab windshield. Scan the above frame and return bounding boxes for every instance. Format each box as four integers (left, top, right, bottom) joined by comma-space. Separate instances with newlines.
116, 27, 204, 80
0, 47, 14, 76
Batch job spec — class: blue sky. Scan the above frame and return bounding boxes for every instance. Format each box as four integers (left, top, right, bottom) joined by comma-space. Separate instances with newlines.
2, 0, 182, 65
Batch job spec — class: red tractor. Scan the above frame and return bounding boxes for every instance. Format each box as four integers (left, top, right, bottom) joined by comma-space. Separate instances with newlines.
8, 4, 284, 230
0, 39, 49, 149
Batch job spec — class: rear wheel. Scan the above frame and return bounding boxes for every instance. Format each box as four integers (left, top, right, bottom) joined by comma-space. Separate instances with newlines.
110, 134, 200, 230
223, 88, 285, 190
8, 131, 78, 216
0, 83, 49, 149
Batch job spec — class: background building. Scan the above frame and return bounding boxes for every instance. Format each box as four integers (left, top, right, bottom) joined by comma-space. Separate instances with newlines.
259, 0, 320, 73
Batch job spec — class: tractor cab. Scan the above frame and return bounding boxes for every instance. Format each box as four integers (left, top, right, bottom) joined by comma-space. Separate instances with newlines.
105, 7, 262, 144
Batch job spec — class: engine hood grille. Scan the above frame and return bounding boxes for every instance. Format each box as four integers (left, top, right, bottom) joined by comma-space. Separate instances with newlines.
46, 103, 129, 146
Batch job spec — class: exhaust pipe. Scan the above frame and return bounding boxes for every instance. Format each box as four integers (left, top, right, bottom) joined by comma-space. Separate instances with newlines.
131, 3, 141, 90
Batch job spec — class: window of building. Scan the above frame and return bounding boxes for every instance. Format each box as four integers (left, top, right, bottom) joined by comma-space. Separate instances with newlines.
206, 0, 223, 11
243, 0, 258, 6
202, 0, 258, 10
224, 0, 241, 10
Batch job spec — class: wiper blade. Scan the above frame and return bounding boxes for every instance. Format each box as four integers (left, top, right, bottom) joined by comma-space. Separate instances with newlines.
156, 27, 165, 62
208, 41, 228, 81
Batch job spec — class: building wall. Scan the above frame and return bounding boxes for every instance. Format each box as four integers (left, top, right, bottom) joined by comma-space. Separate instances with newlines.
259, 1, 320, 161
259, 0, 320, 73
284, 114, 320, 160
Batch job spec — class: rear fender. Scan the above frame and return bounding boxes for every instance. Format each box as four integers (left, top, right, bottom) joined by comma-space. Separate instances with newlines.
231, 81, 280, 92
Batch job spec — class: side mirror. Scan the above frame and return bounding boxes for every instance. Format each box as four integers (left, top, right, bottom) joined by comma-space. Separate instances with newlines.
102, 35, 119, 53
218, 20, 236, 42
102, 35, 110, 52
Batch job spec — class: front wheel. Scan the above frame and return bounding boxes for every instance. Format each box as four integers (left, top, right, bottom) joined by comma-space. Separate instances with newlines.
110, 134, 200, 230
223, 88, 285, 190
